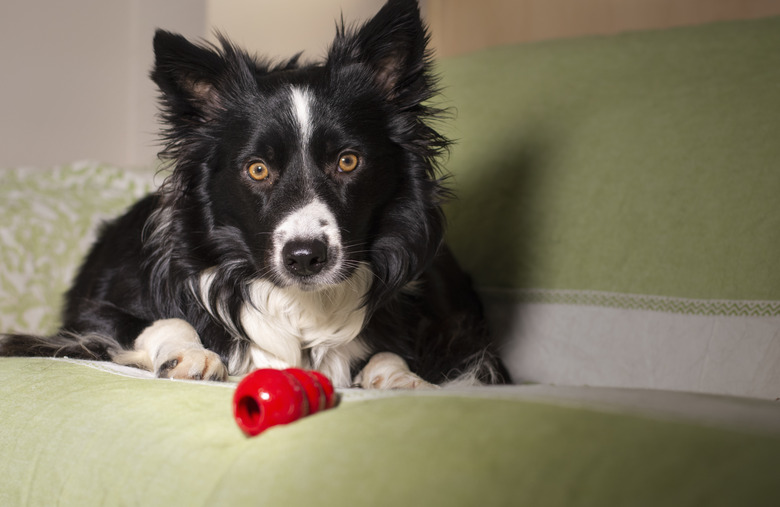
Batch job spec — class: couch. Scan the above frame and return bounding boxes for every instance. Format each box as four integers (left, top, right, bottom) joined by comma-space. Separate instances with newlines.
2, 16, 779, 506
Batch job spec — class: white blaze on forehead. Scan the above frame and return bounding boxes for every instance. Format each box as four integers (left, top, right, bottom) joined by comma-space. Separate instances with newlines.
289, 86, 313, 146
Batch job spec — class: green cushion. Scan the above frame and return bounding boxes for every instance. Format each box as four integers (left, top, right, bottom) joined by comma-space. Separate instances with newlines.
1, 358, 779, 506
440, 16, 780, 301
0, 162, 153, 334
435, 17, 780, 398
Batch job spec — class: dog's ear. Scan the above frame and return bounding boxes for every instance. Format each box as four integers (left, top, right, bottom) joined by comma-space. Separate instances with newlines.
151, 30, 255, 122
328, 0, 430, 100
152, 30, 223, 119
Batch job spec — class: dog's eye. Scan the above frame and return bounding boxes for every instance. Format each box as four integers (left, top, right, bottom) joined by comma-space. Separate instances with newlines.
246, 161, 270, 181
337, 153, 359, 173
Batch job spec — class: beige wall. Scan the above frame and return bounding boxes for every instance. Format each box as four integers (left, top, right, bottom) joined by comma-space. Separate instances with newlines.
205, 0, 386, 60
425, 0, 780, 57
0, 0, 206, 168
0, 0, 383, 169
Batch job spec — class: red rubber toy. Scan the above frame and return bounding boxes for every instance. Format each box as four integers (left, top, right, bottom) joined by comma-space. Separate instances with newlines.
308, 370, 336, 409
232, 368, 337, 437
284, 368, 326, 415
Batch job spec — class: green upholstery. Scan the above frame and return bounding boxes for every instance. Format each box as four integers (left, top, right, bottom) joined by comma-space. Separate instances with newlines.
1, 358, 778, 506
440, 16, 780, 301
0, 163, 153, 335
431, 17, 780, 399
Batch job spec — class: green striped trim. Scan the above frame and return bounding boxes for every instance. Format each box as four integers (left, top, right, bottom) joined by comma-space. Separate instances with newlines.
481, 289, 780, 317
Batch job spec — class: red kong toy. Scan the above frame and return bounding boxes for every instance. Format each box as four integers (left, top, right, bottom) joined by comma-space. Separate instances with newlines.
232, 368, 337, 436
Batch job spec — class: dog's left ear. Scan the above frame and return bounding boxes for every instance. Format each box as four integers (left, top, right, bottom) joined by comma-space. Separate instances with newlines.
328, 0, 430, 100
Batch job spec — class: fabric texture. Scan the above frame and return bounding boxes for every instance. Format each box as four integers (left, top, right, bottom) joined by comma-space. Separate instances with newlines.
1, 358, 778, 507
439, 16, 780, 301
0, 162, 154, 334
433, 17, 780, 397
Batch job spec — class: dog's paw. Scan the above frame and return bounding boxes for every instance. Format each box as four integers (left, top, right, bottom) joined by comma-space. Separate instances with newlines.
126, 318, 229, 381
156, 346, 228, 381
354, 352, 437, 390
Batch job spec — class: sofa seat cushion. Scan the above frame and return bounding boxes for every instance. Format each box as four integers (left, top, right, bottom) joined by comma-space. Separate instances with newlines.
1, 357, 778, 506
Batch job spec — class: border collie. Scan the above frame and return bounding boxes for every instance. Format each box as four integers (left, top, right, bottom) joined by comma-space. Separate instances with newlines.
1, 0, 508, 388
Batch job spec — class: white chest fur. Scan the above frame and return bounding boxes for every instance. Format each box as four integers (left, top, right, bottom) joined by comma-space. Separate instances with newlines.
197, 263, 372, 386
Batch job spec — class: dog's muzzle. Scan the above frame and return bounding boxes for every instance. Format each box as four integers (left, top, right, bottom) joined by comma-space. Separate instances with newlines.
273, 199, 342, 287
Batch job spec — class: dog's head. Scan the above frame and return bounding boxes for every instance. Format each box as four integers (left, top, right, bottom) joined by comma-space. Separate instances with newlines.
151, 0, 448, 305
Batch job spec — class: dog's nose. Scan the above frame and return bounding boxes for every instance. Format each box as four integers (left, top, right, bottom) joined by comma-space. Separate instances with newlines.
282, 239, 329, 276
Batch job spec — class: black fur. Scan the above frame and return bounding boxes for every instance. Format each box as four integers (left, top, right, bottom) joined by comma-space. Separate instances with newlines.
0, 0, 508, 385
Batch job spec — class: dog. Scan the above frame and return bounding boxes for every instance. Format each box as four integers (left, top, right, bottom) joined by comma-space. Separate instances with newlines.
0, 0, 508, 389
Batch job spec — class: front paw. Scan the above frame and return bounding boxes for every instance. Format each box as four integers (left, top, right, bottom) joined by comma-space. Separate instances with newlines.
129, 318, 229, 381
156, 346, 228, 381
354, 352, 437, 390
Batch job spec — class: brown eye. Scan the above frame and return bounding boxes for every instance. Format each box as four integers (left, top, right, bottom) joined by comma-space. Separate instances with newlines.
246, 161, 270, 181
338, 152, 359, 173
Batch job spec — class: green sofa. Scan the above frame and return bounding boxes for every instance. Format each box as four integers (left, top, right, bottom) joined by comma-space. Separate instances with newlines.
2, 16, 779, 506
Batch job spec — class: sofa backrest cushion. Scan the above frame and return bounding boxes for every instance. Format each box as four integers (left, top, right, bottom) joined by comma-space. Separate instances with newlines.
437, 16, 780, 398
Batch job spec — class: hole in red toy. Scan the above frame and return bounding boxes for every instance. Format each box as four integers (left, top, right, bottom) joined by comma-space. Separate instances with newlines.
235, 395, 262, 430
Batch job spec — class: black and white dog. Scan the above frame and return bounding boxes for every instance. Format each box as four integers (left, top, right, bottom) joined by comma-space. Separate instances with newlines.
1, 0, 507, 388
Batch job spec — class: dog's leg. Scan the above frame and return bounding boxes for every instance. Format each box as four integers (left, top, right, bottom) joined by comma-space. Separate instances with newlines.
309, 339, 370, 388
354, 352, 437, 390
114, 319, 228, 381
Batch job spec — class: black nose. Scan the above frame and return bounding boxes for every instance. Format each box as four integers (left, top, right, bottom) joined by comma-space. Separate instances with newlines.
282, 239, 329, 276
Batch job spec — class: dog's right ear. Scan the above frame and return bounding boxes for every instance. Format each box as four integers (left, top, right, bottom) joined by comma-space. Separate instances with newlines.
151, 30, 223, 119
151, 30, 255, 123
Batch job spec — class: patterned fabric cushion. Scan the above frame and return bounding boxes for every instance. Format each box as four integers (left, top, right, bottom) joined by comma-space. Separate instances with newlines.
0, 162, 154, 334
